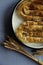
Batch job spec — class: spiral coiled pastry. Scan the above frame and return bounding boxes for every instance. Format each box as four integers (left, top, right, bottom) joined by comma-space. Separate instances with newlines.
16, 0, 43, 21
16, 0, 43, 43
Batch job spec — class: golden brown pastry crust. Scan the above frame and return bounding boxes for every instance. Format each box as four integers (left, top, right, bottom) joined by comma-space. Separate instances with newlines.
16, 0, 43, 43
32, 0, 43, 4
16, 0, 43, 21
16, 21, 43, 43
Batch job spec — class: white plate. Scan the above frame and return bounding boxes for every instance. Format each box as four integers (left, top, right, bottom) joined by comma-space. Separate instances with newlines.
12, 0, 43, 49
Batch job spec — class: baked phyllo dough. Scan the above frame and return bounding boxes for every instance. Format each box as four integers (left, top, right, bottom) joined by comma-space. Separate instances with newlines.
32, 0, 43, 4
16, 0, 43, 21
16, 21, 43, 43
